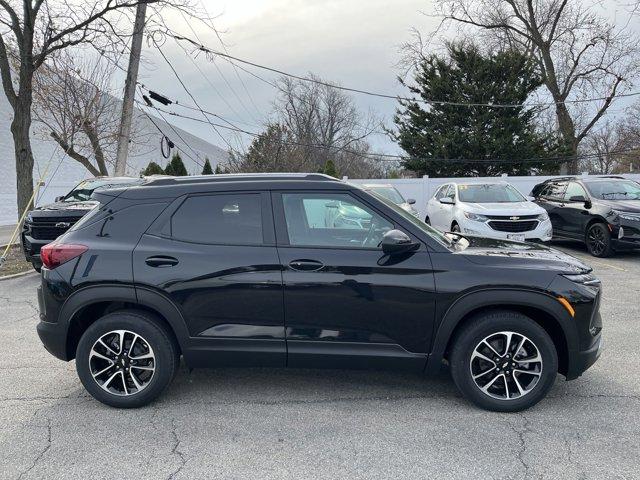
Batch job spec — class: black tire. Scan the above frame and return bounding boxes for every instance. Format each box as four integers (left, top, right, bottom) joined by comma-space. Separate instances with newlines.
31, 262, 41, 273
76, 310, 179, 408
451, 222, 461, 233
425, 216, 431, 225
586, 223, 614, 258
449, 310, 558, 412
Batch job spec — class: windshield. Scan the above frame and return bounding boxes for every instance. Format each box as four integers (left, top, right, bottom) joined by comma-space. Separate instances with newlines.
367, 186, 405, 204
62, 178, 141, 202
365, 189, 453, 248
584, 180, 640, 200
458, 184, 526, 203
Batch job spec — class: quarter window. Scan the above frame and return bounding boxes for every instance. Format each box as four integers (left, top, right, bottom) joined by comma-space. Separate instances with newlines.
282, 193, 393, 248
171, 193, 263, 244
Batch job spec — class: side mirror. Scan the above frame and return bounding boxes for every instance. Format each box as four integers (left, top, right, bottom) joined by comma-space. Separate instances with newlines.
407, 198, 416, 205
439, 197, 454, 205
526, 196, 535, 201
380, 229, 420, 256
569, 195, 586, 203
54, 196, 64, 203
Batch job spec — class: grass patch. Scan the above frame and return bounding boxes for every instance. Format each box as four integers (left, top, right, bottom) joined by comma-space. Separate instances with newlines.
0, 244, 33, 277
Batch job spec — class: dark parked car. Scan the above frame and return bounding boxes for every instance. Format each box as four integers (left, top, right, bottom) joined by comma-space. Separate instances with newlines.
22, 177, 143, 271
532, 176, 640, 257
36, 173, 602, 412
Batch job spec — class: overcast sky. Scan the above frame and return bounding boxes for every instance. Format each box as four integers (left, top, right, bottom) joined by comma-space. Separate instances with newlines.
133, 0, 437, 154
131, 0, 639, 156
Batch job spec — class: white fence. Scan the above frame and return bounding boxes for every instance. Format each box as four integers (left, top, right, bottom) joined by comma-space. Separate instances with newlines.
345, 173, 640, 220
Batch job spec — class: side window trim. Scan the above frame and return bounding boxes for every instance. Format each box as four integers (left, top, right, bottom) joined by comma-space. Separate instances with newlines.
272, 190, 398, 250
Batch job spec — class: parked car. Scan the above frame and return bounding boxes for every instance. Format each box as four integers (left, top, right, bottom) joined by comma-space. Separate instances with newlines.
362, 183, 419, 217
22, 177, 143, 271
425, 181, 553, 242
532, 176, 640, 257
36, 173, 602, 412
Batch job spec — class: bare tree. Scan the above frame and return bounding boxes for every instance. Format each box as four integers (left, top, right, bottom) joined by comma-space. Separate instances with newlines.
32, 52, 129, 176
582, 121, 623, 174
0, 0, 196, 220
435, 0, 640, 173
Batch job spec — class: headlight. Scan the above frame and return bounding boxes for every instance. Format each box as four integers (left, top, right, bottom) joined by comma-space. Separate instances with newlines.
613, 210, 640, 222
537, 212, 549, 222
562, 273, 600, 285
463, 211, 488, 222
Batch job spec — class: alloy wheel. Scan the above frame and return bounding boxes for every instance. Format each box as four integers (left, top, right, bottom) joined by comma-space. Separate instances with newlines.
89, 329, 156, 396
587, 226, 606, 256
469, 331, 542, 400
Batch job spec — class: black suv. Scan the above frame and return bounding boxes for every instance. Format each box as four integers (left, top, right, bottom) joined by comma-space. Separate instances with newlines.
36, 174, 603, 411
22, 177, 142, 271
532, 176, 640, 257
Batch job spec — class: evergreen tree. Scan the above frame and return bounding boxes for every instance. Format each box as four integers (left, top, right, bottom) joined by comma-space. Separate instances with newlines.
393, 43, 557, 176
214, 164, 225, 174
164, 152, 188, 176
323, 159, 338, 177
142, 161, 165, 176
201, 157, 213, 175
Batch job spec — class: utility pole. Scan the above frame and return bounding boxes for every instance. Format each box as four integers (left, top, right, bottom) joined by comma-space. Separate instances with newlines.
114, 1, 148, 176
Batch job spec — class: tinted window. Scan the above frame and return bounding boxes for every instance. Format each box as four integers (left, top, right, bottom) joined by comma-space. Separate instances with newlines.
368, 186, 405, 204
172, 194, 263, 244
282, 193, 393, 248
542, 182, 567, 200
564, 182, 587, 201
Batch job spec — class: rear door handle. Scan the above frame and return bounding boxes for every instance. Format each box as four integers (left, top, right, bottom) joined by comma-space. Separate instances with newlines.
145, 255, 179, 268
289, 259, 324, 271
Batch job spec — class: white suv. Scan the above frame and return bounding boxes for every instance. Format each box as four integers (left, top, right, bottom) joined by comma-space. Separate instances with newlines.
425, 181, 553, 242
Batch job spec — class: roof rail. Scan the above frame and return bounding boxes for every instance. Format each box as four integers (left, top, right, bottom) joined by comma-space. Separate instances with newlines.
143, 173, 337, 186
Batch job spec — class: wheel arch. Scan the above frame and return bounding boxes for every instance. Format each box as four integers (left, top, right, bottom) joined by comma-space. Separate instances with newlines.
61, 284, 189, 360
426, 289, 578, 377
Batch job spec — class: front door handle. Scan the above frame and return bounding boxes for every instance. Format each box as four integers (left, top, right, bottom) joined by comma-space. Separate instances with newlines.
145, 255, 179, 268
289, 259, 324, 271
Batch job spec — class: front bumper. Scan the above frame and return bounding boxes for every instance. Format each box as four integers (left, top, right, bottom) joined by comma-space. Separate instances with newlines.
566, 334, 603, 380
21, 232, 49, 265
610, 218, 640, 250
459, 218, 553, 242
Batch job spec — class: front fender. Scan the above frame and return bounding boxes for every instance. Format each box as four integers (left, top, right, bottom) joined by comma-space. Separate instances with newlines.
425, 288, 578, 375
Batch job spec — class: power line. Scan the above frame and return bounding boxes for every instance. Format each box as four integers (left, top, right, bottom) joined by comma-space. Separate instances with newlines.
152, 40, 236, 151
160, 30, 640, 109
139, 100, 640, 166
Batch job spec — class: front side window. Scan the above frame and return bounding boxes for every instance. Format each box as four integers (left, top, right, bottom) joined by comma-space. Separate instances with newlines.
542, 182, 567, 200
457, 184, 526, 203
282, 193, 393, 248
368, 186, 405, 204
172, 193, 263, 245
564, 182, 588, 201
434, 184, 449, 200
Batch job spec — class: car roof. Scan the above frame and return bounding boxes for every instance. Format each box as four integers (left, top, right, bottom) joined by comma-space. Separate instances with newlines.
452, 181, 510, 186
143, 172, 337, 186
540, 175, 627, 184
362, 183, 394, 188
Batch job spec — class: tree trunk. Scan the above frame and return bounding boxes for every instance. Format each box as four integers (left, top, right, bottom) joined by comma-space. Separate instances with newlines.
555, 103, 579, 174
11, 104, 35, 222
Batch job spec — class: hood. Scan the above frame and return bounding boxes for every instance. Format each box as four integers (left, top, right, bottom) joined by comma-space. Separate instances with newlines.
32, 200, 98, 214
461, 201, 543, 216
597, 199, 640, 213
455, 235, 591, 274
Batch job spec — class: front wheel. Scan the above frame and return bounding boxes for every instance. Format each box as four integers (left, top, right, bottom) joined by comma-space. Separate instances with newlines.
586, 223, 614, 257
449, 310, 558, 412
75, 310, 179, 408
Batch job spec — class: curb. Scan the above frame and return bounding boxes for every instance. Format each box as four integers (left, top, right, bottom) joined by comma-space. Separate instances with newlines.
0, 269, 37, 281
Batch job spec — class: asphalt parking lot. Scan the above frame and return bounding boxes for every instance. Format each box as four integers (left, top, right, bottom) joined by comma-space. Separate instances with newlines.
1, 241, 639, 480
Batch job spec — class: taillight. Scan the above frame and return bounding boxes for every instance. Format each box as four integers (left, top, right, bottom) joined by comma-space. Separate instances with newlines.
40, 243, 88, 269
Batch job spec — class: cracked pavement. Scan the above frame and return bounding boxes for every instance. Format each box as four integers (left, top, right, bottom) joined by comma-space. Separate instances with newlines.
1, 241, 639, 479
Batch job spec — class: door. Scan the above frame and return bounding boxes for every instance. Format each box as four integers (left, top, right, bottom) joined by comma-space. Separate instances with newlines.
431, 184, 454, 231
427, 184, 447, 227
560, 181, 591, 238
273, 190, 436, 371
537, 181, 568, 235
133, 191, 285, 367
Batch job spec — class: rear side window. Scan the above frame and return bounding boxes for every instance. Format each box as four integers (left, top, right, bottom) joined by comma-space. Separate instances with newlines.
171, 193, 263, 245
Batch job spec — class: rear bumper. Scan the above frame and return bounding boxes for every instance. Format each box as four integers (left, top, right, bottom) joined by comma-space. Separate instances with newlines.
35, 281, 71, 361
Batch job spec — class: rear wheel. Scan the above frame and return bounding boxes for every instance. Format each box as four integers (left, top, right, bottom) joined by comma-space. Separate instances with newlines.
425, 216, 431, 225
449, 310, 557, 412
586, 223, 614, 257
75, 310, 179, 408
451, 222, 461, 233
31, 262, 41, 273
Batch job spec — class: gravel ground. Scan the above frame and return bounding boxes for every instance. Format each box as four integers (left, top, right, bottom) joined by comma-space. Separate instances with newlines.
0, 241, 639, 480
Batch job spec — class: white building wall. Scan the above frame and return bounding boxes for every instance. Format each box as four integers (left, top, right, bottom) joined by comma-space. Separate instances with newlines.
345, 173, 640, 221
